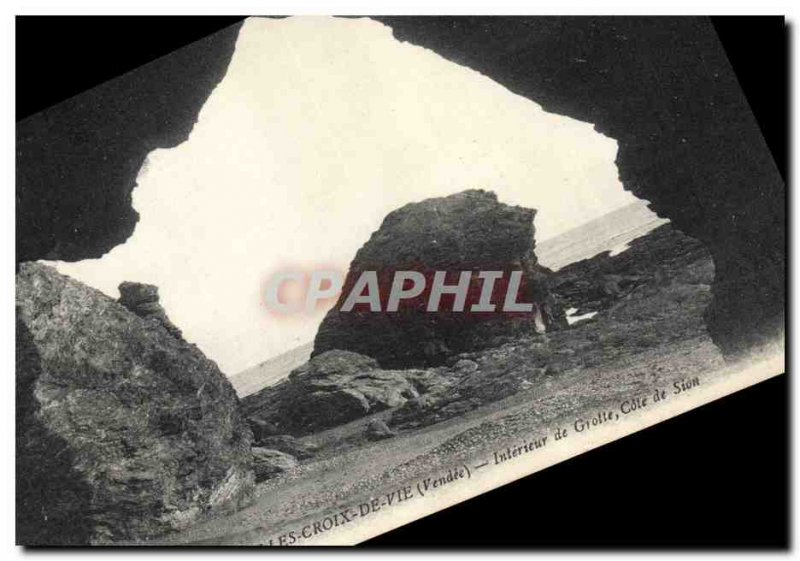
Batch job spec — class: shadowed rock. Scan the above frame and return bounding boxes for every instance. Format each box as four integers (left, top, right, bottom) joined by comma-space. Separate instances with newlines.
242, 350, 423, 435
16, 263, 254, 544
313, 190, 566, 368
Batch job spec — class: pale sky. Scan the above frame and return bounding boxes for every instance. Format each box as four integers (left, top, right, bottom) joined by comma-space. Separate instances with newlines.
49, 16, 641, 375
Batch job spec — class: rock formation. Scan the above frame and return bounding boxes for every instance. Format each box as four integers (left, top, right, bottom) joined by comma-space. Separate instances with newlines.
243, 225, 717, 436
118, 281, 184, 341
551, 224, 711, 316
242, 350, 424, 435
16, 263, 254, 544
313, 190, 565, 368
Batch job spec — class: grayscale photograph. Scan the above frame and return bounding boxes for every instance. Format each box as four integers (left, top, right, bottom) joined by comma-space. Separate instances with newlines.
14, 15, 786, 546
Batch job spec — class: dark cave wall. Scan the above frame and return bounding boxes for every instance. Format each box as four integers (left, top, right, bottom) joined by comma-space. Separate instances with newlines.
15, 20, 244, 263
375, 16, 785, 357
15, 17, 784, 358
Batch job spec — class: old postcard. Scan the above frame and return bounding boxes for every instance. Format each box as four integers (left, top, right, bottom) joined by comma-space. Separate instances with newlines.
15, 16, 785, 545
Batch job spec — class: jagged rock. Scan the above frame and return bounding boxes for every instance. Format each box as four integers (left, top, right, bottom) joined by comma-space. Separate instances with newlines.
118, 281, 184, 341
255, 435, 316, 460
16, 263, 254, 545
252, 448, 297, 482
314, 190, 566, 368
242, 350, 423, 435
551, 224, 711, 316
365, 419, 395, 441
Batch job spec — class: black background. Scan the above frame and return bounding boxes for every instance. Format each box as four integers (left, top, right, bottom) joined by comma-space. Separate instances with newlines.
15, 15, 789, 548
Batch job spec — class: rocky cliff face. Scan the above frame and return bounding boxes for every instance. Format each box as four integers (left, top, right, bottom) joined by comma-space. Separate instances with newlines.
313, 190, 565, 368
16, 263, 254, 544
